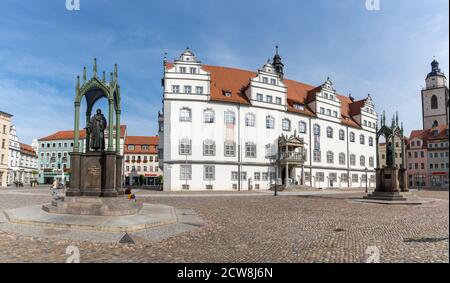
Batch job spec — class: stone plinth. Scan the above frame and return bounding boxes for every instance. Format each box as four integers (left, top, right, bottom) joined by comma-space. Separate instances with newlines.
42, 196, 142, 216
366, 166, 409, 201
67, 151, 123, 198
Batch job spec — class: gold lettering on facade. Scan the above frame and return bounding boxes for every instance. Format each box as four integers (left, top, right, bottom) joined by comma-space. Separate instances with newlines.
87, 166, 101, 176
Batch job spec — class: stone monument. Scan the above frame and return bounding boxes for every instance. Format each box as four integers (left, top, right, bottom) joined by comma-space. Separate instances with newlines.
43, 59, 142, 216
365, 112, 408, 201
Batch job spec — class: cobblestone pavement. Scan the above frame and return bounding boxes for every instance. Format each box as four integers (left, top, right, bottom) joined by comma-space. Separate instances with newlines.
0, 187, 448, 263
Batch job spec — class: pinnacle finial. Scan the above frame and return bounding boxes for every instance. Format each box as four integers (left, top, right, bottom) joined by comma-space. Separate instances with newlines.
93, 58, 97, 78
276, 45, 279, 55
110, 72, 114, 84
396, 112, 399, 126
83, 67, 87, 81
76, 75, 80, 90
114, 64, 118, 80
102, 71, 106, 83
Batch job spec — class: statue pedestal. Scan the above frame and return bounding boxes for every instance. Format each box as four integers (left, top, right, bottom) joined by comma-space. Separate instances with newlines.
365, 166, 409, 201
67, 151, 123, 198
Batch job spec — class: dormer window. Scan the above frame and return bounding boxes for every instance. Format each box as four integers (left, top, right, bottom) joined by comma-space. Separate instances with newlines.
223, 91, 232, 97
179, 67, 186, 74
270, 79, 276, 85
190, 67, 197, 74
262, 77, 268, 84
294, 103, 305, 111
329, 95, 334, 100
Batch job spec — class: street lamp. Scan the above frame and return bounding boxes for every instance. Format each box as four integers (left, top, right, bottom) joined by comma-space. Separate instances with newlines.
365, 167, 368, 193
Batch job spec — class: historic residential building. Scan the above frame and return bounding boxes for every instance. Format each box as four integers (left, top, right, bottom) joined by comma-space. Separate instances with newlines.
159, 48, 378, 191
124, 136, 162, 186
426, 125, 449, 188
37, 126, 127, 184
18, 143, 39, 185
7, 125, 21, 185
0, 111, 13, 188
406, 130, 428, 189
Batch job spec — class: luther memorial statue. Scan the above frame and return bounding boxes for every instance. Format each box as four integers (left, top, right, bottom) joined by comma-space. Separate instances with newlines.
87, 109, 107, 151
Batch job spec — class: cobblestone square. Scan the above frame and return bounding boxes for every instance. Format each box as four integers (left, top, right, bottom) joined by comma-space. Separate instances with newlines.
0, 187, 448, 263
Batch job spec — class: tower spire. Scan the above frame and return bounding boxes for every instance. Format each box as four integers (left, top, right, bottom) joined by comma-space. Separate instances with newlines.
272, 45, 284, 79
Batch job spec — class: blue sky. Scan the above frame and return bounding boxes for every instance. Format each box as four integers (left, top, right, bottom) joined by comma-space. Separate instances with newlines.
0, 0, 448, 144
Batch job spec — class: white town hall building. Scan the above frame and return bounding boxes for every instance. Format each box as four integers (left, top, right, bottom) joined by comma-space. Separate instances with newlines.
158, 48, 378, 191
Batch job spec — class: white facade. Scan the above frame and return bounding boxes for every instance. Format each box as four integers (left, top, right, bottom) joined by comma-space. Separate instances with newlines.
160, 49, 378, 191
7, 125, 39, 185
7, 125, 21, 185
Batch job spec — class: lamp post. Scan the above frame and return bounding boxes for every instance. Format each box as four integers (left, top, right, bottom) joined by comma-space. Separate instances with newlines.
365, 167, 368, 193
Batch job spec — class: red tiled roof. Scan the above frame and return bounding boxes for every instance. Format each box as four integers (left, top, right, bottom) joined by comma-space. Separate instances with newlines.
423, 125, 449, 141
19, 143, 37, 157
166, 63, 367, 129
39, 125, 127, 141
409, 129, 427, 140
125, 136, 159, 154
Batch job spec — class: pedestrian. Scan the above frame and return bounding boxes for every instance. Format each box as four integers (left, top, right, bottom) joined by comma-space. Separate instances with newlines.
51, 179, 60, 200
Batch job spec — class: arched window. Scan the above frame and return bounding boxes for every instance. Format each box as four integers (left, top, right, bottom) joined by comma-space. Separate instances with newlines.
203, 140, 216, 156
326, 151, 334, 164
350, 154, 356, 166
431, 95, 438, 109
204, 109, 215, 123
313, 124, 321, 136
339, 153, 346, 165
179, 138, 192, 155
265, 144, 275, 159
360, 156, 366, 167
266, 116, 275, 129
326, 127, 333, 138
339, 130, 345, 141
224, 111, 235, 125
245, 113, 255, 127
299, 121, 307, 133
360, 134, 365, 145
350, 132, 355, 142
179, 108, 192, 122
433, 120, 439, 128
282, 118, 291, 131
245, 142, 257, 158
369, 137, 374, 147
369, 157, 374, 167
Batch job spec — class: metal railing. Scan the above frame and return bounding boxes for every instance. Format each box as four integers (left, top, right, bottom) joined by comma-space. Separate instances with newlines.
278, 151, 305, 162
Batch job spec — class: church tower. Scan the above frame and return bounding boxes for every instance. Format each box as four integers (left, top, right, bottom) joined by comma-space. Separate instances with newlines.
421, 59, 449, 130
272, 46, 284, 79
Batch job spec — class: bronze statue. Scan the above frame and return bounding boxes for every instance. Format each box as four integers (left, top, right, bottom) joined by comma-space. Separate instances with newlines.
87, 109, 107, 151
386, 141, 394, 167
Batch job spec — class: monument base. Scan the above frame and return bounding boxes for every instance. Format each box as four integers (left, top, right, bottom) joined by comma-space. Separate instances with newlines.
366, 166, 409, 202
364, 191, 407, 201
68, 151, 123, 198
42, 196, 142, 216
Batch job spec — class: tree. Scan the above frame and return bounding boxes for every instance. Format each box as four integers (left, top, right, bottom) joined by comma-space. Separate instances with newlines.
156, 175, 163, 186
139, 175, 145, 186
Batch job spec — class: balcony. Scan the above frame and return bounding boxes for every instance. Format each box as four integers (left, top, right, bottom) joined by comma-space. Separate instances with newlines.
278, 151, 307, 164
